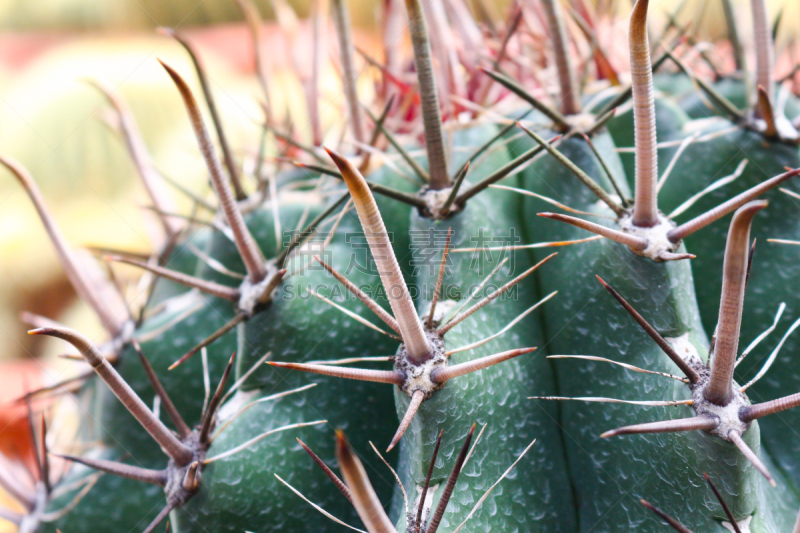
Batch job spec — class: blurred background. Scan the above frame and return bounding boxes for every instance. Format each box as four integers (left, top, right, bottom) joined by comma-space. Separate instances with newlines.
0, 0, 797, 529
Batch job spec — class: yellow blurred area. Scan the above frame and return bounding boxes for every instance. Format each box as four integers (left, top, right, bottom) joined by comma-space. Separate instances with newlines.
0, 34, 251, 363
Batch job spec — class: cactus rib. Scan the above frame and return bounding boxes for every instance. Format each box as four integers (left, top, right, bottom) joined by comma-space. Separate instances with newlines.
595, 202, 800, 487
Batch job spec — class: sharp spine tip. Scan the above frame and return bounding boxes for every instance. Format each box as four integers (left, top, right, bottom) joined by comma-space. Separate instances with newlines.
182, 461, 200, 491
160, 58, 267, 283
325, 148, 431, 364
431, 347, 534, 383
387, 390, 425, 452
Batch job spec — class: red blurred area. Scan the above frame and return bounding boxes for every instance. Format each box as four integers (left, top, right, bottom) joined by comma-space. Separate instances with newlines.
0, 360, 42, 477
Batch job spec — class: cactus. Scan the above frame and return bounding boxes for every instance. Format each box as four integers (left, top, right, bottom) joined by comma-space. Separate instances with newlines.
655, 0, 800, 499
486, 0, 800, 529
642, 473, 800, 532
5, 0, 800, 532
292, 426, 538, 533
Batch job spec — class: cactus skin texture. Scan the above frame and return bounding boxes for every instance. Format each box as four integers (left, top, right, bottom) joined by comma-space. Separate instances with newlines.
393, 124, 576, 532
502, 0, 800, 528
182, 206, 402, 532
53, 198, 409, 532
39, 301, 238, 532
521, 140, 719, 530
658, 124, 800, 495
652, 0, 800, 496
43, 457, 164, 533
38, 184, 414, 533
642, 471, 800, 532
604, 99, 689, 195
519, 137, 800, 530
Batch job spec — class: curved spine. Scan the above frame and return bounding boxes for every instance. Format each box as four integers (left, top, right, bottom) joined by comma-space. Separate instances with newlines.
538, 213, 648, 250
0, 156, 129, 336
162, 29, 247, 200
629, 0, 658, 227
160, 60, 267, 283
704, 201, 766, 406
668, 168, 800, 243
29, 327, 194, 466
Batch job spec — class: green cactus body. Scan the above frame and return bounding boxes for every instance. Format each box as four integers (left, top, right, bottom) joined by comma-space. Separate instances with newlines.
677, 80, 800, 120
657, 119, 800, 492
653, 72, 696, 99
388, 123, 576, 532
640, 415, 799, 532
603, 99, 689, 194
170, 385, 356, 532
232, 176, 415, 391
538, 233, 795, 531
206, 229, 398, 530
41, 451, 164, 533
41, 284, 240, 531
83, 197, 274, 466
514, 132, 800, 530
13, 0, 800, 531
112, 298, 238, 463
751, 453, 800, 532
168, 180, 416, 530
43, 173, 415, 532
